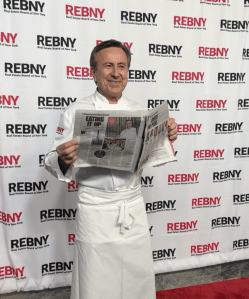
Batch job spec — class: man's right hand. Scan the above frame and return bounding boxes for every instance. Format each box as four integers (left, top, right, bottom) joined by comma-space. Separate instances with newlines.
56, 139, 78, 165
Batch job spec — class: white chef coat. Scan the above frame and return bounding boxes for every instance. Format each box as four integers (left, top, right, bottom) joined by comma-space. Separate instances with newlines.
44, 90, 143, 192
44, 90, 156, 299
120, 127, 137, 139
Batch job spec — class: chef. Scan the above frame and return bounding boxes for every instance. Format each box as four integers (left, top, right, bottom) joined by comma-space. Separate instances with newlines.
44, 39, 177, 299
119, 119, 137, 139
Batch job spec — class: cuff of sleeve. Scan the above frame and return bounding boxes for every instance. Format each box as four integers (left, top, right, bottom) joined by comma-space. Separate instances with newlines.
45, 151, 73, 183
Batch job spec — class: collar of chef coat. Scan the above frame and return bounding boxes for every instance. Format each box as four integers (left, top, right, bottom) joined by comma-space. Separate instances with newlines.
93, 89, 130, 110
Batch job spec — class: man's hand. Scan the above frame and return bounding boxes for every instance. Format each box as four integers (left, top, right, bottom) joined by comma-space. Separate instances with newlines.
167, 118, 177, 143
56, 139, 78, 165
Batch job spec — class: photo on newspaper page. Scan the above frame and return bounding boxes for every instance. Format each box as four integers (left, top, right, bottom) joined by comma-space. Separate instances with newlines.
73, 109, 145, 172
137, 101, 177, 170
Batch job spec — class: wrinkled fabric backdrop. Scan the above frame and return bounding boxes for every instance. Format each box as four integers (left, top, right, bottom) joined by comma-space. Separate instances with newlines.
1, 0, 249, 294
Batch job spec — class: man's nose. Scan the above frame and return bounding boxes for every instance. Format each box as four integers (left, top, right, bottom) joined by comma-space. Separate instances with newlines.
111, 66, 120, 78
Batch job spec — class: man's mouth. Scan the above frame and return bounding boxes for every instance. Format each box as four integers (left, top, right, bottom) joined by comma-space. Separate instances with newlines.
108, 80, 121, 83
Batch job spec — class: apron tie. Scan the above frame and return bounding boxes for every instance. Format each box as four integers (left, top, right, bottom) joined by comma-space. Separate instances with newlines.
117, 201, 135, 234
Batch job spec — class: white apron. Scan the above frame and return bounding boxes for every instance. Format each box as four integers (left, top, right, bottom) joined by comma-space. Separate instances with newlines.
70, 185, 156, 299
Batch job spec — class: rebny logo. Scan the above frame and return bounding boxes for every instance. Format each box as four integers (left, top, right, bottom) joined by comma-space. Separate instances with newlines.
233, 193, 249, 206
167, 220, 198, 233
68, 233, 75, 245
191, 242, 220, 257
11, 235, 49, 251
38, 96, 76, 110
198, 47, 229, 60
146, 200, 176, 213
128, 70, 156, 83
39, 154, 44, 167
149, 44, 182, 58
3, 0, 45, 16
192, 196, 221, 209
121, 11, 157, 26
0, 95, 20, 109
0, 31, 18, 47
234, 147, 249, 159
0, 155, 21, 169
0, 266, 26, 281
5, 63, 46, 78
141, 176, 154, 188
168, 173, 199, 185
37, 35, 77, 52
218, 73, 246, 84
65, 5, 105, 22
40, 209, 76, 222
153, 248, 176, 261
200, 0, 230, 6
196, 99, 227, 111
233, 239, 249, 251
215, 122, 243, 134
148, 99, 180, 112
220, 19, 249, 32
67, 66, 93, 81
194, 149, 225, 161
9, 181, 49, 196
213, 170, 242, 183
172, 72, 204, 84
212, 217, 241, 229
238, 99, 249, 110
243, 49, 249, 60
42, 261, 73, 276
0, 211, 23, 226
6, 124, 47, 137
68, 180, 78, 192
174, 16, 206, 30
177, 124, 202, 135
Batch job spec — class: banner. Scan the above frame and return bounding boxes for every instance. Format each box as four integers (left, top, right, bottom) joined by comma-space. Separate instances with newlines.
1, 0, 249, 293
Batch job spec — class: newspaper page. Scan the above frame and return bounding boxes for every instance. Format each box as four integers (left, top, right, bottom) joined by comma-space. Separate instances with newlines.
73, 109, 145, 172
137, 101, 177, 170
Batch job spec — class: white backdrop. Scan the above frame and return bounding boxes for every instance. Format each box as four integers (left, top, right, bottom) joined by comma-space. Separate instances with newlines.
1, 0, 249, 294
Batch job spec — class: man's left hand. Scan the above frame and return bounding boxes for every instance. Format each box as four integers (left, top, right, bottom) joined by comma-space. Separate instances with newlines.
167, 118, 177, 143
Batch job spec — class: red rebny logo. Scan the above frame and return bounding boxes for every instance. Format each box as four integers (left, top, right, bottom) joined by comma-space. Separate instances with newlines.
0, 155, 20, 165
65, 5, 105, 18
0, 32, 17, 43
0, 95, 19, 106
167, 220, 198, 231
191, 242, 219, 254
0, 211, 22, 223
0, 266, 25, 278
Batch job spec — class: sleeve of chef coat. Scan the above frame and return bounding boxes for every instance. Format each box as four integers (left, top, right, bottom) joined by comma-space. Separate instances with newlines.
44, 107, 75, 182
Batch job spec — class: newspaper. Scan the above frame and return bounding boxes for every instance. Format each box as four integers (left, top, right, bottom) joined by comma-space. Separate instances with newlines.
73, 101, 176, 173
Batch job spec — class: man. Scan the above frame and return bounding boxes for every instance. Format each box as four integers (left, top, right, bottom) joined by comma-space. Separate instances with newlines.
120, 119, 137, 139
44, 40, 177, 299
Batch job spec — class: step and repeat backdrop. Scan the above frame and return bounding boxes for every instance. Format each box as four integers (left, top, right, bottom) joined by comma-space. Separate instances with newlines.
1, 0, 249, 294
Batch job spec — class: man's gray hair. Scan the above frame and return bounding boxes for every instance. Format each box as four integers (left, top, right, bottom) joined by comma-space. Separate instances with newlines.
90, 39, 131, 71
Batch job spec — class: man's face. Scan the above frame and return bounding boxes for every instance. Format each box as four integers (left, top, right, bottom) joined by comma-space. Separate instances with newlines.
92, 47, 129, 102
126, 120, 132, 129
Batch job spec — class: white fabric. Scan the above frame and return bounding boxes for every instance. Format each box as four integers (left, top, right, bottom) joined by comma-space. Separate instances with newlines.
71, 186, 155, 299
44, 90, 155, 299
120, 127, 137, 139
44, 90, 143, 191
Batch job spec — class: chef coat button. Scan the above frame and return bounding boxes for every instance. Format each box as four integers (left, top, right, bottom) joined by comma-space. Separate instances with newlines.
116, 188, 119, 191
